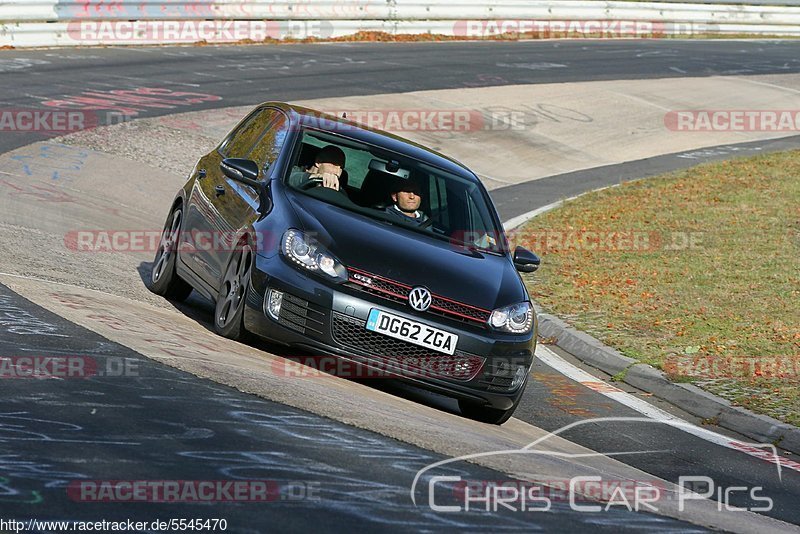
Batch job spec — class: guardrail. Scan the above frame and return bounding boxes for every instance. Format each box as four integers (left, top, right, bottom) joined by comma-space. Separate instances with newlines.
2, 0, 800, 47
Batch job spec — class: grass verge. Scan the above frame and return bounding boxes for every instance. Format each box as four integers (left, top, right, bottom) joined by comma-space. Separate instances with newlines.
518, 150, 800, 426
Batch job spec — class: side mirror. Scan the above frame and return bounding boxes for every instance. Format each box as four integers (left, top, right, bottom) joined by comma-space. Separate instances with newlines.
221, 158, 261, 187
514, 246, 540, 273
220, 158, 272, 216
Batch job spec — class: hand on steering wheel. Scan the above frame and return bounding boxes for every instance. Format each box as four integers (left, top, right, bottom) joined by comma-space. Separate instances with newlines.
300, 172, 339, 191
318, 171, 340, 190
299, 178, 322, 190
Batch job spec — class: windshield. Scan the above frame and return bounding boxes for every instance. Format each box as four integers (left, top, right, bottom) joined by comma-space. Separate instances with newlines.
285, 129, 506, 253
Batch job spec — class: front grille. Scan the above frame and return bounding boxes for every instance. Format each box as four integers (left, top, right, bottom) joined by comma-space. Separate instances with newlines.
331, 312, 484, 381
346, 267, 491, 325
276, 292, 326, 335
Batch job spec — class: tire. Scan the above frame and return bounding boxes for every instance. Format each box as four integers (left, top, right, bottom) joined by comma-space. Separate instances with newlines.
213, 242, 253, 340
149, 206, 193, 301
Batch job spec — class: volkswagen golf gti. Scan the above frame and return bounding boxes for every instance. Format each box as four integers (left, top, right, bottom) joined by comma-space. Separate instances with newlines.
148, 102, 541, 424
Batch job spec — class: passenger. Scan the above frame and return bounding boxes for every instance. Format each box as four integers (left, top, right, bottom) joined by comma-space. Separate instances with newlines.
289, 145, 346, 192
384, 179, 429, 226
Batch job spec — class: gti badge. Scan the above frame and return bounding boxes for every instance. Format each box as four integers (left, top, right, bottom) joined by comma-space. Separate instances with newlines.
408, 287, 432, 312
352, 272, 373, 285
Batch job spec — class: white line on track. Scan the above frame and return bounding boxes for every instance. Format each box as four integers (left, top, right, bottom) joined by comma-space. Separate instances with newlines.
535, 344, 800, 476
502, 185, 618, 231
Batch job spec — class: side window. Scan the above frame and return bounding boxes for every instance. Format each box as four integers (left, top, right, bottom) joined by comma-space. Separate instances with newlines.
338, 146, 371, 188
429, 175, 450, 228
247, 114, 289, 172
446, 184, 469, 235
467, 194, 489, 234
220, 108, 276, 159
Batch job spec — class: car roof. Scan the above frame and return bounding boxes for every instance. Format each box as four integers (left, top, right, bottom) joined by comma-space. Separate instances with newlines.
264, 102, 480, 183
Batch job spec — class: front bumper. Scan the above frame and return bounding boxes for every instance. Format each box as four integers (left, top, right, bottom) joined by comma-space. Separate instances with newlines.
244, 253, 536, 410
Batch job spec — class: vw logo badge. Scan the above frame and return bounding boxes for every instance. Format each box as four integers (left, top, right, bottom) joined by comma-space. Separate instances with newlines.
408, 287, 432, 312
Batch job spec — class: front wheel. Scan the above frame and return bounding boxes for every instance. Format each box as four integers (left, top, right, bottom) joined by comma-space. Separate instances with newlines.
149, 206, 193, 301
214, 243, 253, 340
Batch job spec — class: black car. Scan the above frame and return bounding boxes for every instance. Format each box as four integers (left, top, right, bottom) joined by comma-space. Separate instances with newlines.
149, 102, 541, 424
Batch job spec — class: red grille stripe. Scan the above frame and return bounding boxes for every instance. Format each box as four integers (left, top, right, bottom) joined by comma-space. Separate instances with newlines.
347, 267, 491, 323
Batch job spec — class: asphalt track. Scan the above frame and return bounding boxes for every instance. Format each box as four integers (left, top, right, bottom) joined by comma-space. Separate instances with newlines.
2, 40, 800, 531
2, 284, 702, 532
3, 39, 800, 155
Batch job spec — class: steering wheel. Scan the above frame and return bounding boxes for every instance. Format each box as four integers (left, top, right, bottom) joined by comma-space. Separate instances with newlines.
299, 178, 323, 191
418, 218, 434, 230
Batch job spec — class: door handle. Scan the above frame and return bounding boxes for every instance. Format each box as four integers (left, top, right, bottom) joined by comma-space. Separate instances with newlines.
214, 185, 225, 196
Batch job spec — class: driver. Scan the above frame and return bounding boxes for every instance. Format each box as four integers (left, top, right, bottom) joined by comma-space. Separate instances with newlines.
384, 178, 496, 249
289, 145, 346, 191
384, 179, 429, 226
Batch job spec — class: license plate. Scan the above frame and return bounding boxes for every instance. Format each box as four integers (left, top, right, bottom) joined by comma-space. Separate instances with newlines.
366, 309, 458, 355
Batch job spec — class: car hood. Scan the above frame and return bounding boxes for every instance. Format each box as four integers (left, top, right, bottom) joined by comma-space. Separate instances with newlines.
287, 192, 527, 310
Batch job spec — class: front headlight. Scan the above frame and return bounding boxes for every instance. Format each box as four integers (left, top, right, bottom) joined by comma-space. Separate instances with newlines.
281, 229, 347, 282
489, 301, 534, 334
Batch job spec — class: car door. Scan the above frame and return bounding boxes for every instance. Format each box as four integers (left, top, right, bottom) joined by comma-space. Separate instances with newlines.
183, 106, 288, 290
211, 110, 290, 286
